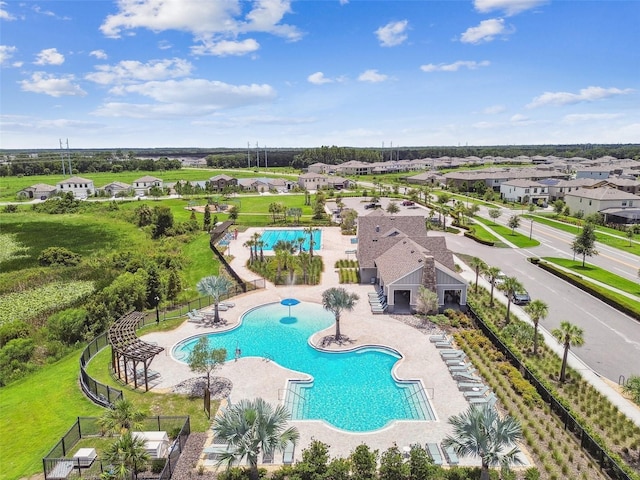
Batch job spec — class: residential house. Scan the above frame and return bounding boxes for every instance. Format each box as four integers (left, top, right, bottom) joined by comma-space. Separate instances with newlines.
500, 180, 548, 205
297, 172, 329, 191
538, 178, 597, 201
564, 187, 639, 217
17, 183, 57, 200
575, 167, 611, 180
357, 212, 467, 312
208, 174, 238, 192
57, 176, 95, 198
102, 181, 132, 197
600, 177, 640, 195
307, 162, 332, 174
336, 161, 374, 176
404, 171, 443, 186
132, 175, 163, 196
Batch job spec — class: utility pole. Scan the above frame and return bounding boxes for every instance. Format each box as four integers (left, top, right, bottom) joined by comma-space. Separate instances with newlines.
247, 142, 251, 168
264, 145, 268, 169
59, 139, 66, 175
255, 142, 259, 168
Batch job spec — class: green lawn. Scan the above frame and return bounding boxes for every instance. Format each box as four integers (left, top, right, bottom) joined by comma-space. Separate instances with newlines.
473, 215, 541, 248
464, 220, 502, 245
542, 257, 640, 296
0, 350, 103, 480
526, 215, 640, 256
0, 168, 299, 201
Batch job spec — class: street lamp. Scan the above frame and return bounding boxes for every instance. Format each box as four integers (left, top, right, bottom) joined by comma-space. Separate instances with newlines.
529, 219, 534, 240
154, 295, 160, 325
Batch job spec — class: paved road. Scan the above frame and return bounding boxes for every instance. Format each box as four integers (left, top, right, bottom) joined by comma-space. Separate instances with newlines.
444, 231, 640, 383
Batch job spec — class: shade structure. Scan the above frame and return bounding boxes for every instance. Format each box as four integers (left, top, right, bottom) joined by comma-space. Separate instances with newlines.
281, 298, 300, 318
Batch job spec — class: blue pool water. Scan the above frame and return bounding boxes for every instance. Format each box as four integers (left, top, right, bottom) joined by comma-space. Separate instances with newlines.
172, 302, 433, 432
259, 229, 322, 251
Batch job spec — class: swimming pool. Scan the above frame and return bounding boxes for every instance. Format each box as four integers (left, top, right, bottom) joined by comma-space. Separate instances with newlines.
172, 302, 434, 432
259, 229, 322, 252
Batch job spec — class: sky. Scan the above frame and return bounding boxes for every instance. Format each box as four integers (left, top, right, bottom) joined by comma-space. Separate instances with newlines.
1, 0, 639, 150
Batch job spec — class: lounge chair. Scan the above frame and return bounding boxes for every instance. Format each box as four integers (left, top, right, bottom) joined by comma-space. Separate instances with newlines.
442, 444, 459, 466
425, 443, 443, 466
458, 381, 484, 390
283, 443, 295, 464
220, 302, 235, 308
463, 386, 490, 398
435, 341, 453, 348
187, 312, 204, 323
429, 334, 448, 343
449, 364, 475, 373
439, 349, 464, 357
453, 371, 481, 382
446, 358, 467, 366
470, 393, 497, 407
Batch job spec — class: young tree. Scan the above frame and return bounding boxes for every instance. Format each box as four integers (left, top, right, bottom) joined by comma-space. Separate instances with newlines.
507, 215, 521, 234
622, 375, 640, 404
552, 321, 585, 383
187, 337, 227, 391
626, 227, 635, 247
379, 445, 409, 480
500, 276, 524, 324
203, 204, 212, 231
386, 201, 400, 216
485, 266, 502, 308
102, 431, 150, 480
97, 398, 146, 435
152, 206, 174, 239
525, 299, 548, 356
571, 222, 598, 267
213, 398, 299, 480
321, 287, 359, 341
228, 205, 239, 221
553, 200, 565, 216
470, 257, 487, 293
415, 285, 438, 316
196, 275, 234, 324
350, 444, 378, 480
443, 405, 523, 480
488, 208, 502, 224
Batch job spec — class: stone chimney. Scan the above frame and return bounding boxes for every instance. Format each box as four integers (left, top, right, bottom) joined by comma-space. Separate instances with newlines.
421, 255, 436, 293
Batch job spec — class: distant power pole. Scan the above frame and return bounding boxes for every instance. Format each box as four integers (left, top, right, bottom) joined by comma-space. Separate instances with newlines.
264, 145, 268, 169
59, 138, 72, 175
247, 142, 251, 168
59, 139, 66, 175
256, 142, 259, 168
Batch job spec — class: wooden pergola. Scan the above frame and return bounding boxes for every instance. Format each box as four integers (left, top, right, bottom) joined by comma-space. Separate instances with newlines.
108, 311, 164, 392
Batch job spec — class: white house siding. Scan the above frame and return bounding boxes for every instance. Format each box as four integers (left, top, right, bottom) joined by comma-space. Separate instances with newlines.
386, 268, 424, 311
435, 268, 467, 307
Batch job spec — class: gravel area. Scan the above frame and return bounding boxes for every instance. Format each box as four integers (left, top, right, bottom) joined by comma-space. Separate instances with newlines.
170, 433, 217, 480
171, 376, 233, 399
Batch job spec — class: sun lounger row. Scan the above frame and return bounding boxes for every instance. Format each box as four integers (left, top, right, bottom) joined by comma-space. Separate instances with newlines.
425, 443, 459, 466
429, 334, 448, 343
470, 392, 497, 408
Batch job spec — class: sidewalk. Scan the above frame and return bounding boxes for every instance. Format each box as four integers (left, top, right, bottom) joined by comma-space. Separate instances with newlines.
455, 256, 640, 428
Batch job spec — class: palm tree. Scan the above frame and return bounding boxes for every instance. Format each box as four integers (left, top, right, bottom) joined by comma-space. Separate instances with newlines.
251, 232, 262, 261
443, 405, 523, 480
304, 226, 318, 258
485, 266, 501, 307
525, 299, 548, 356
196, 275, 234, 324
322, 287, 359, 341
500, 276, 523, 325
552, 321, 585, 383
213, 398, 299, 480
243, 239, 255, 264
102, 431, 150, 480
470, 257, 487, 294
97, 399, 145, 435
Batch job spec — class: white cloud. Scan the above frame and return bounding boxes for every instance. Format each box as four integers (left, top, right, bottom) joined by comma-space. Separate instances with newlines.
100, 0, 301, 45
20, 72, 87, 97
89, 50, 108, 60
358, 69, 388, 83
307, 72, 333, 85
191, 38, 260, 57
0, 45, 17, 65
375, 20, 409, 47
474, 0, 547, 16
510, 113, 529, 122
86, 58, 192, 85
97, 78, 276, 115
34, 48, 65, 65
562, 113, 622, 124
482, 104, 506, 114
158, 40, 172, 50
527, 86, 634, 108
460, 18, 511, 44
0, 1, 16, 21
421, 60, 490, 72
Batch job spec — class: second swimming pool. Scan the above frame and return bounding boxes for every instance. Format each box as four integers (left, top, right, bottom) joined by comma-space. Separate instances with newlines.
259, 229, 322, 251
172, 302, 434, 432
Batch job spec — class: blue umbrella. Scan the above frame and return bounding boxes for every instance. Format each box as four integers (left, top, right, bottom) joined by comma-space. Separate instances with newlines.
281, 298, 300, 320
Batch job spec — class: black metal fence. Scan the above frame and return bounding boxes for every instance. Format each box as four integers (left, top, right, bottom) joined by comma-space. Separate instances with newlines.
43, 416, 190, 480
468, 307, 634, 480
79, 333, 123, 408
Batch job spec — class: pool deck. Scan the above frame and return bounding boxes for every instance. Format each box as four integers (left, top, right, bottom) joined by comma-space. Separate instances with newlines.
140, 226, 495, 468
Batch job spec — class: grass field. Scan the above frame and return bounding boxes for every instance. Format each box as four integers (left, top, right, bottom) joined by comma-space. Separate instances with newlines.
0, 167, 299, 201
0, 350, 103, 480
542, 257, 640, 296
473, 215, 541, 248
525, 215, 640, 256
